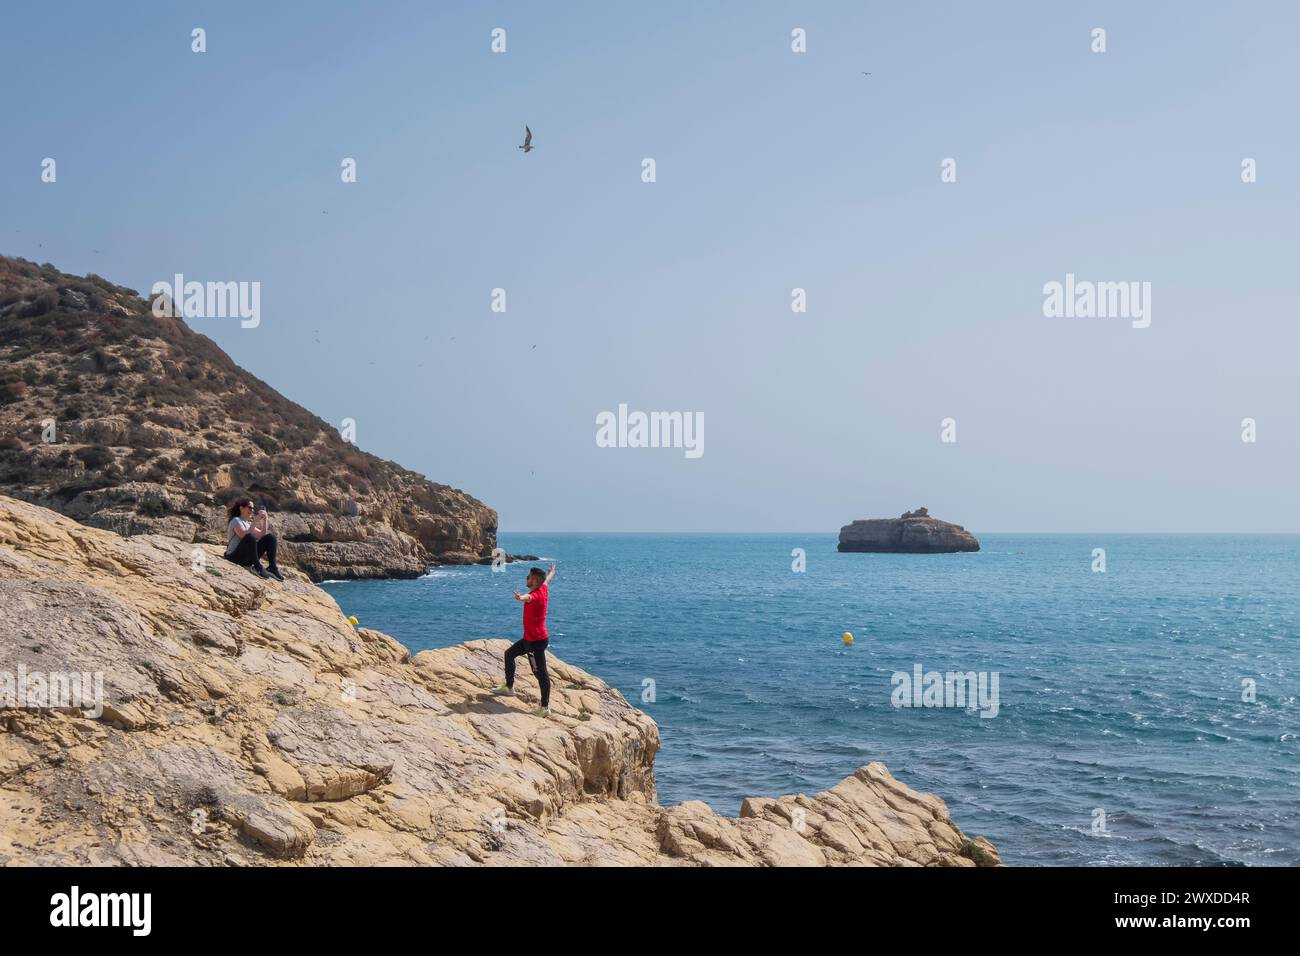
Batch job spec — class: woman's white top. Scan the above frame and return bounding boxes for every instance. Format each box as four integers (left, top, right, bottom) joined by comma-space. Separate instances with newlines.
227, 517, 253, 555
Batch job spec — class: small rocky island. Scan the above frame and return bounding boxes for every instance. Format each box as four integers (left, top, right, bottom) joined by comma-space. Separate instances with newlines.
838, 507, 980, 554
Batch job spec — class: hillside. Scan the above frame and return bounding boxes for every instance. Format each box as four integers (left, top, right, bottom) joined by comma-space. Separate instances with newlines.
0, 495, 1001, 866
0, 256, 497, 580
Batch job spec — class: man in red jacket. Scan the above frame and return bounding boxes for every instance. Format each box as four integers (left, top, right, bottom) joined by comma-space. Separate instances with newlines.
493, 562, 556, 716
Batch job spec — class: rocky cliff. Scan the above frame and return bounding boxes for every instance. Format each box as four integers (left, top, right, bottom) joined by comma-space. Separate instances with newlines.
0, 256, 498, 581
839, 508, 981, 554
0, 496, 1000, 867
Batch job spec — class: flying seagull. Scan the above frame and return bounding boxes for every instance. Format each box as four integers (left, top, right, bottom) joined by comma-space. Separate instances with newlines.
518, 126, 533, 153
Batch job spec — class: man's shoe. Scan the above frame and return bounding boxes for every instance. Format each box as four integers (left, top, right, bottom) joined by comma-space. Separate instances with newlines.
266, 564, 285, 582
491, 685, 513, 696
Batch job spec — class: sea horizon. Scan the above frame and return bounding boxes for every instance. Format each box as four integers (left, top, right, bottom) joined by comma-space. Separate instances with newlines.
494, 530, 1300, 537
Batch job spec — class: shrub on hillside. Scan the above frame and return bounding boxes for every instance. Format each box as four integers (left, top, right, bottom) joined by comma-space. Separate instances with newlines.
75, 445, 115, 470
17, 291, 58, 318
183, 446, 221, 468
0, 379, 28, 405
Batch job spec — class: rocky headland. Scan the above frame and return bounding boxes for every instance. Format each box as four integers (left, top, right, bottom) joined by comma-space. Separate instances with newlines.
0, 496, 1000, 867
838, 508, 980, 554
0, 256, 503, 581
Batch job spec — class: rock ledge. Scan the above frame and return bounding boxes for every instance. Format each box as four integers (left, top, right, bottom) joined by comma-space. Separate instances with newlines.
0, 496, 998, 866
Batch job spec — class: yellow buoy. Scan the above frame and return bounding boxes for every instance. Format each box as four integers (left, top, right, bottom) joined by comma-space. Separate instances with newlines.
348, 615, 359, 627
842, 631, 853, 646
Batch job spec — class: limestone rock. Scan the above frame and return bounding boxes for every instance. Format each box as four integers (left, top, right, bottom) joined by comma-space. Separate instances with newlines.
838, 508, 980, 554
0, 495, 999, 867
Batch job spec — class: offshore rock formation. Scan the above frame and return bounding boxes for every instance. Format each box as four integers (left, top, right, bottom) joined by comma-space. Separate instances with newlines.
838, 507, 980, 554
0, 496, 1000, 867
0, 256, 497, 580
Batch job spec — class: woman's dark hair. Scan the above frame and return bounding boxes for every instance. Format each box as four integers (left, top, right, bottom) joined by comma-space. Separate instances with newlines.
227, 497, 255, 520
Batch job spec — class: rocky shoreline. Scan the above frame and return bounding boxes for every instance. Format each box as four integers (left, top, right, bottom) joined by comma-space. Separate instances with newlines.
839, 508, 980, 554
0, 495, 1000, 867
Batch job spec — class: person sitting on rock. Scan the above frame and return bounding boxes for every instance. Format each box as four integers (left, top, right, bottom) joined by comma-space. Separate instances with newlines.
224, 497, 283, 581
493, 562, 556, 716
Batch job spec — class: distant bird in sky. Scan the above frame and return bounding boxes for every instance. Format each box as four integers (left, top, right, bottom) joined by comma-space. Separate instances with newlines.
518, 126, 533, 153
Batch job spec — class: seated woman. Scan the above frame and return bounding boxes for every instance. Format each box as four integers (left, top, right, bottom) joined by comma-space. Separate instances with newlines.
224, 497, 283, 580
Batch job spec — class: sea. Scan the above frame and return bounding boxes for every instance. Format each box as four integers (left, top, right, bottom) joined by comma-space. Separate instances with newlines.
321, 533, 1299, 866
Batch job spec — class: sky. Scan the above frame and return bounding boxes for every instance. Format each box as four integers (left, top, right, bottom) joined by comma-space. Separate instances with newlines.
4, 1, 1298, 533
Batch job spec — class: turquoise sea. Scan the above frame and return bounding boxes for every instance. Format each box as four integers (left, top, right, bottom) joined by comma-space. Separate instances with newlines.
322, 533, 1299, 866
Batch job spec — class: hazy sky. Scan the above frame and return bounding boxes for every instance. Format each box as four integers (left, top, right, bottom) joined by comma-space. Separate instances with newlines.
5, 1, 1298, 532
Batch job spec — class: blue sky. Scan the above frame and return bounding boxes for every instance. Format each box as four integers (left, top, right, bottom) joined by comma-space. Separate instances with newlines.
4, 1, 1298, 532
